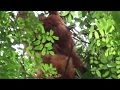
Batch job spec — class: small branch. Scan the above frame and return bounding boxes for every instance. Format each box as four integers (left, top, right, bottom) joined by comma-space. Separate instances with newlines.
69, 26, 90, 44
73, 31, 90, 44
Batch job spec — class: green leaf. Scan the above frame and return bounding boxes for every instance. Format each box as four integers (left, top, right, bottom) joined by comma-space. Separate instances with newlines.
117, 70, 120, 74
37, 23, 45, 34
112, 51, 116, 55
17, 17, 24, 23
52, 36, 59, 40
109, 25, 114, 32
49, 64, 53, 68
89, 32, 93, 39
47, 46, 53, 50
106, 38, 109, 43
41, 28, 45, 34
101, 59, 107, 64
42, 36, 46, 43
94, 31, 99, 39
90, 59, 93, 64
61, 11, 69, 16
111, 74, 117, 79
102, 38, 106, 42
87, 39, 95, 51
46, 32, 49, 35
91, 67, 97, 71
96, 70, 101, 77
118, 75, 120, 79
94, 60, 99, 64
70, 11, 75, 16
46, 36, 51, 41
50, 30, 54, 36
116, 57, 120, 60
34, 44, 43, 50
116, 65, 120, 69
43, 64, 48, 71
105, 49, 109, 57
41, 48, 46, 55
45, 43, 52, 48
78, 11, 82, 18
35, 53, 41, 59
90, 25, 94, 31
34, 29, 38, 33
50, 37, 54, 43
97, 40, 100, 46
102, 71, 109, 78
37, 35, 42, 40
26, 46, 32, 51
99, 64, 104, 68
116, 61, 120, 64
27, 29, 33, 35
107, 55, 113, 60
39, 44, 44, 50
33, 40, 40, 45
99, 29, 104, 37
108, 63, 116, 67
30, 51, 35, 56
68, 14, 72, 23
111, 68, 116, 73
49, 51, 55, 55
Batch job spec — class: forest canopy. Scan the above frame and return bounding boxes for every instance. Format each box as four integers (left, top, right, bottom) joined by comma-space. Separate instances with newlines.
1, 11, 120, 79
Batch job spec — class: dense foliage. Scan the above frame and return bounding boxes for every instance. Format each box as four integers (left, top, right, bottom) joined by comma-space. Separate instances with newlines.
1, 11, 120, 79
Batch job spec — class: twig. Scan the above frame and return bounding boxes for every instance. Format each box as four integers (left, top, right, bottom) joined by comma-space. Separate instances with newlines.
71, 29, 90, 44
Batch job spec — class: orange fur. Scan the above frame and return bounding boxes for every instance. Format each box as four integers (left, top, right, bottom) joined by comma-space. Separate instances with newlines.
42, 55, 75, 79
